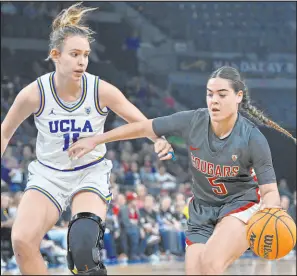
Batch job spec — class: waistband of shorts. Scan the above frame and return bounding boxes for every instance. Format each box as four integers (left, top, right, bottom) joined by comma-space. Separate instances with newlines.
37, 156, 105, 172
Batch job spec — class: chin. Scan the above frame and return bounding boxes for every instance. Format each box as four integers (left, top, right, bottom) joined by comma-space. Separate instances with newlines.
72, 74, 82, 81
210, 116, 222, 123
210, 113, 230, 123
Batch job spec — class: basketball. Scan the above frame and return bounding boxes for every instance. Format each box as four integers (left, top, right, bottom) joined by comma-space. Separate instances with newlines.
247, 208, 296, 260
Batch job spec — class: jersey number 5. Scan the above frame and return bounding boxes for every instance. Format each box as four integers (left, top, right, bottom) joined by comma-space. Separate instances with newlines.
63, 133, 80, 151
206, 176, 228, 195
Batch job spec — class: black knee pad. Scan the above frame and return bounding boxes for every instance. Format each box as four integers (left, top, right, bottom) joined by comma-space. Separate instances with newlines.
67, 212, 107, 275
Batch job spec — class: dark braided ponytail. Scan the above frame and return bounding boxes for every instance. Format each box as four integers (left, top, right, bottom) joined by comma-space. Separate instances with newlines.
210, 66, 296, 144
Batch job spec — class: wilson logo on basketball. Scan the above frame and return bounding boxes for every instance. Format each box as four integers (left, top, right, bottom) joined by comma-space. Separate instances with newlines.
263, 235, 274, 258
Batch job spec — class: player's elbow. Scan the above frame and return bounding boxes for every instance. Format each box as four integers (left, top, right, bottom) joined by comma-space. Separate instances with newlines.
142, 120, 157, 139
259, 183, 279, 197
1, 121, 15, 141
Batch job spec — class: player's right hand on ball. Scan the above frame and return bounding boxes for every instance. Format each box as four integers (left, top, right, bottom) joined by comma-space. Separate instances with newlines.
68, 137, 97, 159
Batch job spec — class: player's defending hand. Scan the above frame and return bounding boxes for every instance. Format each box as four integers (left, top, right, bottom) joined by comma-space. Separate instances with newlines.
68, 137, 97, 160
154, 138, 176, 161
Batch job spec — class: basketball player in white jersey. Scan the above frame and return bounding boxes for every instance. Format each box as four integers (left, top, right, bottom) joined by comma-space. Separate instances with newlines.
0, 3, 174, 275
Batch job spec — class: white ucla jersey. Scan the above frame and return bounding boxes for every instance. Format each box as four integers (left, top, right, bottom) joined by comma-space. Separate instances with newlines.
34, 71, 109, 171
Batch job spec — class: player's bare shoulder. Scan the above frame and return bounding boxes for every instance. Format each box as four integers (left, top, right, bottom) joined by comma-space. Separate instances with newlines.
1, 80, 43, 138
97, 78, 125, 109
16, 80, 41, 114
98, 79, 119, 97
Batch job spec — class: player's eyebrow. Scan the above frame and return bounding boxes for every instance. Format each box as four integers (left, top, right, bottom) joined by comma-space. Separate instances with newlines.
207, 88, 229, 92
69, 49, 91, 52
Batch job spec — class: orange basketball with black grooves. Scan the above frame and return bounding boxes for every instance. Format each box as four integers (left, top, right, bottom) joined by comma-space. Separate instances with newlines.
246, 208, 296, 260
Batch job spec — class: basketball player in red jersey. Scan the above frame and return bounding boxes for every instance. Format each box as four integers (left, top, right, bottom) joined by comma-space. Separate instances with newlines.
69, 66, 296, 274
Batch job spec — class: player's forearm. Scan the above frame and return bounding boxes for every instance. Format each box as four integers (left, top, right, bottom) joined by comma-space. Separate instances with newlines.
122, 109, 159, 143
260, 184, 281, 207
93, 120, 156, 145
261, 190, 281, 207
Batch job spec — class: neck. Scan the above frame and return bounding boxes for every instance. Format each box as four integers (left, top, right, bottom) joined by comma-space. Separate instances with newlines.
54, 70, 81, 98
211, 112, 238, 139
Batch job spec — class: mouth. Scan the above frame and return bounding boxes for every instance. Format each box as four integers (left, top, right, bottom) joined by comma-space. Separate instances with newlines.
211, 107, 220, 112
74, 70, 84, 74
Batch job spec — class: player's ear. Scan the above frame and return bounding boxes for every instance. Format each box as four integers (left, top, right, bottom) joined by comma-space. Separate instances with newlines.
50, 49, 61, 64
236, 90, 243, 104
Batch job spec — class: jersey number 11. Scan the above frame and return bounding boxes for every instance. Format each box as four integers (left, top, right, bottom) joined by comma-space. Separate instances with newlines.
63, 133, 80, 151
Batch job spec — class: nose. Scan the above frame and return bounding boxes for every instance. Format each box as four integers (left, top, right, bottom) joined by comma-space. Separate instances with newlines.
211, 94, 219, 104
78, 56, 85, 67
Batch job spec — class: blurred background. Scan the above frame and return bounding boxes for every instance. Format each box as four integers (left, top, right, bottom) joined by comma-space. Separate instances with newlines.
1, 1, 296, 274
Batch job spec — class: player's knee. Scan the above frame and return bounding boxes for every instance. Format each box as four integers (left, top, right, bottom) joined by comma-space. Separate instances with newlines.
200, 252, 226, 274
185, 262, 200, 275
67, 212, 107, 275
11, 228, 38, 255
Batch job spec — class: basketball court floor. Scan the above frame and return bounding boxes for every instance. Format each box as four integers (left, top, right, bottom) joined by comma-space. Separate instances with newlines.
2, 257, 296, 275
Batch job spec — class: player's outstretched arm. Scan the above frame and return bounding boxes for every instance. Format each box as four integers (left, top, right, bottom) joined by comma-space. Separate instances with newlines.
1, 82, 40, 158
98, 79, 174, 159
69, 119, 156, 159
68, 110, 195, 160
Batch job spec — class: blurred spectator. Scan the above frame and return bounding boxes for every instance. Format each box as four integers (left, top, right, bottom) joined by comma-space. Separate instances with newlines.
1, 179, 9, 193
118, 192, 146, 261
159, 196, 178, 230
112, 193, 126, 216
1, 193, 14, 229
111, 193, 128, 262
124, 162, 141, 187
163, 90, 176, 110
174, 200, 187, 231
158, 196, 185, 256
1, 193, 14, 261
155, 166, 177, 192
138, 142, 153, 163
139, 195, 161, 261
109, 173, 120, 191
46, 207, 71, 250
12, 76, 22, 94
106, 150, 121, 174
1, 165, 11, 188
174, 193, 185, 205
104, 205, 120, 260
280, 194, 291, 211
120, 151, 132, 175
122, 30, 140, 75
135, 184, 148, 209
121, 141, 134, 154
288, 191, 296, 222
19, 144, 35, 183
139, 161, 156, 187
8, 191, 23, 219
278, 178, 292, 197
6, 158, 24, 192
123, 30, 141, 52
